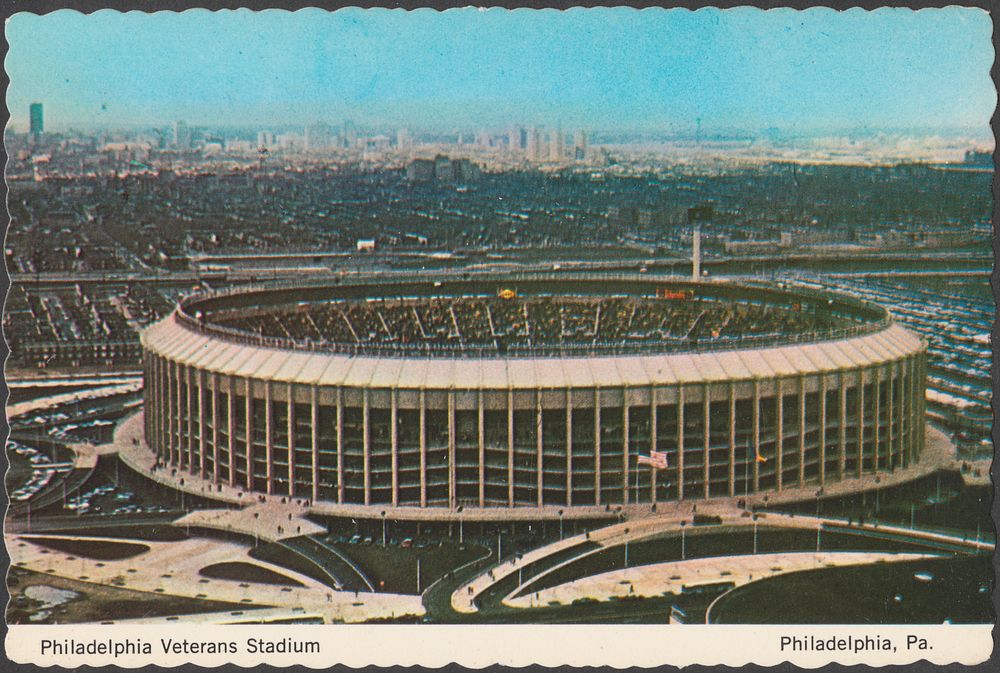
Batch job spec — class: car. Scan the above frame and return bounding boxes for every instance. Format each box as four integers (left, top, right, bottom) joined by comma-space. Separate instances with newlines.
363, 536, 373, 545
349, 534, 362, 544
401, 538, 413, 548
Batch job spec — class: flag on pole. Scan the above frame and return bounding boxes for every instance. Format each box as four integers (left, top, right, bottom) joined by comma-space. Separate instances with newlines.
639, 450, 668, 470
755, 449, 768, 464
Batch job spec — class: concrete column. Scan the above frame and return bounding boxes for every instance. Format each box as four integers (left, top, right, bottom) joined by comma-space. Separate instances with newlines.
419, 389, 427, 508
908, 357, 917, 465
507, 389, 515, 507
391, 389, 399, 507
873, 366, 881, 472
185, 367, 194, 471
702, 384, 710, 500
887, 362, 896, 471
363, 388, 371, 506
838, 371, 847, 480
447, 390, 456, 509
244, 378, 253, 491
227, 380, 236, 487
856, 369, 865, 479
565, 389, 573, 507
728, 381, 737, 497
478, 390, 485, 508
153, 357, 161, 458
197, 370, 206, 478
211, 373, 219, 484
818, 375, 827, 486
623, 393, 630, 505
920, 355, 927, 456
287, 385, 295, 497
264, 381, 273, 495
775, 378, 783, 491
650, 387, 658, 504
594, 388, 602, 505
752, 379, 760, 493
536, 394, 544, 508
164, 359, 174, 463
336, 387, 344, 504
798, 376, 806, 488
310, 385, 319, 503
174, 362, 183, 466
677, 384, 685, 501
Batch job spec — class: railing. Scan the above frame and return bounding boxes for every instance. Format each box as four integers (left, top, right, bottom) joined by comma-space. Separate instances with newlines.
169, 272, 893, 360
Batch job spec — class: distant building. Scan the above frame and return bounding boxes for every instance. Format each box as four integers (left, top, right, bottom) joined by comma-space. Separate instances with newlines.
406, 158, 436, 182
342, 120, 358, 148
637, 207, 667, 228
29, 103, 43, 139
434, 155, 453, 182
526, 128, 543, 162
964, 149, 993, 168
452, 158, 480, 183
173, 120, 192, 150
395, 128, 411, 150
305, 122, 332, 151
607, 205, 638, 226
574, 130, 588, 161
257, 131, 275, 149
406, 155, 480, 183
549, 127, 564, 162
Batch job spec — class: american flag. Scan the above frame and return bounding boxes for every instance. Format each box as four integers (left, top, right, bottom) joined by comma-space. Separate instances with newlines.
638, 450, 668, 470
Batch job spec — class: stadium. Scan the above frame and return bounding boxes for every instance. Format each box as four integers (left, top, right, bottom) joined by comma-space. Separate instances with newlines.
139, 273, 928, 518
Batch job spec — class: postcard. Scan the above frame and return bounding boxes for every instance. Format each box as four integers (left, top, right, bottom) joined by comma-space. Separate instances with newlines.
3, 5, 995, 669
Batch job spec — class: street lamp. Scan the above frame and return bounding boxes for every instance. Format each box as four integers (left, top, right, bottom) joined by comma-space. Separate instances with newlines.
381, 511, 387, 547
752, 514, 759, 555
623, 528, 630, 568
874, 476, 881, 519
558, 509, 564, 541
680, 520, 687, 561
457, 506, 464, 546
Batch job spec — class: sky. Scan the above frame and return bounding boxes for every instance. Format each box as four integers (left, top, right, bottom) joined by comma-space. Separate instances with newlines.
5, 7, 995, 135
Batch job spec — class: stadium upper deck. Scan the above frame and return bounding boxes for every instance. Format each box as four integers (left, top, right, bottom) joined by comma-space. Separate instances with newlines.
176, 273, 888, 358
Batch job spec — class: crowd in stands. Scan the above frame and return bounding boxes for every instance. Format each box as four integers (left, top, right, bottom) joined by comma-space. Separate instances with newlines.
215, 296, 838, 350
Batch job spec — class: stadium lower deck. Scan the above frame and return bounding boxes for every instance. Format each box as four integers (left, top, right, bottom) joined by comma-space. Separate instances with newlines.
213, 295, 846, 350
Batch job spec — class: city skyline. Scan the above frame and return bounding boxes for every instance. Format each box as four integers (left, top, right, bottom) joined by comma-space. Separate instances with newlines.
6, 7, 995, 137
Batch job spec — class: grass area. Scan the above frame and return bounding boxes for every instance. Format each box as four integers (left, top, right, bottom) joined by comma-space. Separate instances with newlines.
23, 536, 150, 561
41, 524, 189, 541
708, 555, 992, 624
6, 566, 256, 624
198, 562, 304, 587
337, 541, 490, 595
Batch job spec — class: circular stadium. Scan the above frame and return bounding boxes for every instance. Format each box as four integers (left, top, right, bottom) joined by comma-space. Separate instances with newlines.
139, 274, 928, 516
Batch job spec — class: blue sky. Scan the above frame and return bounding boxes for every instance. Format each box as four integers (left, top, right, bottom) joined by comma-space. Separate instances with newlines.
5, 7, 995, 134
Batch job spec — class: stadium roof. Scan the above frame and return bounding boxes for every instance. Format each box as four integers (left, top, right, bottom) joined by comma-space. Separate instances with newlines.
143, 313, 923, 390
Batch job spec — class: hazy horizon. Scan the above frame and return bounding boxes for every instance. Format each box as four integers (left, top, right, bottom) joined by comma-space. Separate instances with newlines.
6, 7, 995, 138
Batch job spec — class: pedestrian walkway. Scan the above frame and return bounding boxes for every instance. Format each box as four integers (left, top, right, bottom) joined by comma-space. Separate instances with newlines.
173, 502, 325, 543
503, 551, 940, 609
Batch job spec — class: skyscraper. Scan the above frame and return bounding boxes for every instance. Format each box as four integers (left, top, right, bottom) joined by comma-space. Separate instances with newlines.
173, 120, 192, 149
549, 126, 564, 162
305, 122, 332, 151
527, 127, 541, 162
29, 103, 43, 138
574, 130, 588, 161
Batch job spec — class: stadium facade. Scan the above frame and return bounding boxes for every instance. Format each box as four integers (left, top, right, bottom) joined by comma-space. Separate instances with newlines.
140, 274, 927, 515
